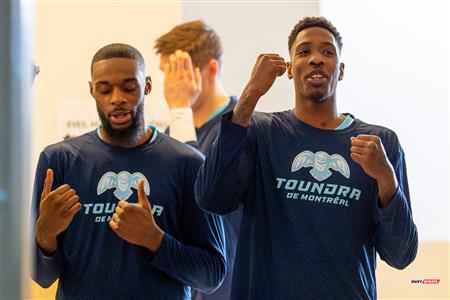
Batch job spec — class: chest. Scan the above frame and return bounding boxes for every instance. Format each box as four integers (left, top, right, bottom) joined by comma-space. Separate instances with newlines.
59, 154, 184, 232
251, 129, 378, 229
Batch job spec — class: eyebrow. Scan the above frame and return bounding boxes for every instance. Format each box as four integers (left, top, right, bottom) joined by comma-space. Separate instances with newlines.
295, 41, 337, 50
95, 78, 138, 86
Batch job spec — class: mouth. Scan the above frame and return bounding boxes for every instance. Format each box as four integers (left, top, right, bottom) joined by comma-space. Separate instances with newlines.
108, 109, 132, 126
305, 70, 328, 85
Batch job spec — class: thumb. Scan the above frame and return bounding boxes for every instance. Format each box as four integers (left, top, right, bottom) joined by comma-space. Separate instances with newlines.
194, 67, 202, 91
41, 168, 54, 201
137, 179, 151, 210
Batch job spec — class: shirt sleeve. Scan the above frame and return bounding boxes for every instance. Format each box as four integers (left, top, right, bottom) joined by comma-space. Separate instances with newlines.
147, 151, 226, 294
31, 151, 65, 288
195, 111, 256, 215
374, 142, 418, 269
168, 108, 197, 143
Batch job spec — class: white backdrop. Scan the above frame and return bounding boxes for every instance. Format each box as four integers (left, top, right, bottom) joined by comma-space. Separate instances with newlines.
321, 0, 449, 241
184, 0, 449, 242
31, 1, 449, 298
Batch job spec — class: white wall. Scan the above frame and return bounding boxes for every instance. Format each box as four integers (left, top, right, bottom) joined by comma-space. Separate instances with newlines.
320, 0, 449, 242
183, 0, 449, 242
31, 1, 449, 298
183, 2, 320, 113
33, 2, 182, 163
31, 4, 182, 297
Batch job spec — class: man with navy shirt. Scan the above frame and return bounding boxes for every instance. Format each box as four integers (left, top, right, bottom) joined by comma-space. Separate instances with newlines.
32, 43, 225, 299
155, 20, 240, 300
195, 17, 418, 299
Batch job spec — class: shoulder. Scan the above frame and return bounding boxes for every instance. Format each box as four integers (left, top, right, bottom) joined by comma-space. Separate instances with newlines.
250, 110, 294, 129
354, 118, 402, 153
41, 131, 97, 160
157, 133, 204, 165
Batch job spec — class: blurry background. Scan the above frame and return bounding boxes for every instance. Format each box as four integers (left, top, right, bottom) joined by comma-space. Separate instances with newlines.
1, 0, 448, 299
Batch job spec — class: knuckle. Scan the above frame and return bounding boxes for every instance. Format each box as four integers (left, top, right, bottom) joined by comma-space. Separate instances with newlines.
368, 142, 376, 149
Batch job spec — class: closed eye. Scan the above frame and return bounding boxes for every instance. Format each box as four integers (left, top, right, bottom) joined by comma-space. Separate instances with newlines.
98, 89, 111, 95
124, 87, 136, 93
296, 49, 309, 56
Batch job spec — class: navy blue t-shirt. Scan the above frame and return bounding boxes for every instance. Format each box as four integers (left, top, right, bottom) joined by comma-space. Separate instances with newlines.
193, 97, 242, 300
167, 97, 241, 300
195, 110, 418, 300
32, 129, 226, 300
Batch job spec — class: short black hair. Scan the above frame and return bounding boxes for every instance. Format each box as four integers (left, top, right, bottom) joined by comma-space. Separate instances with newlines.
288, 17, 343, 54
91, 43, 145, 75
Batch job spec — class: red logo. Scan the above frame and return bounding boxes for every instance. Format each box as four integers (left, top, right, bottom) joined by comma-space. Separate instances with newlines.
410, 279, 440, 285
422, 279, 440, 284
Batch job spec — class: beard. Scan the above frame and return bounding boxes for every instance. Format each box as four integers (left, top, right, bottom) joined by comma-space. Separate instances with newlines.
97, 101, 146, 145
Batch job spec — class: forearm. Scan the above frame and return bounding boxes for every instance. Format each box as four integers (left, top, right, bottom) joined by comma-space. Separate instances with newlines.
195, 113, 252, 214
168, 108, 197, 143
375, 188, 418, 269
33, 237, 64, 288
231, 87, 261, 127
150, 233, 226, 293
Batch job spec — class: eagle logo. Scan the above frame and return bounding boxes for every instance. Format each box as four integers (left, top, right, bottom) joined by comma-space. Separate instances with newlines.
291, 151, 350, 182
97, 171, 150, 201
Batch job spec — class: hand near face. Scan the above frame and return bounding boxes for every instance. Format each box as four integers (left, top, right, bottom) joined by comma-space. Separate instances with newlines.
36, 169, 82, 253
350, 134, 398, 206
231, 54, 287, 127
163, 50, 202, 109
244, 53, 287, 99
109, 179, 164, 253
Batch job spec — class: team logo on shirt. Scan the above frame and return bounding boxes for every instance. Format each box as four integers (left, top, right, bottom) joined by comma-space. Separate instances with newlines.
97, 171, 150, 201
275, 150, 359, 207
291, 151, 350, 181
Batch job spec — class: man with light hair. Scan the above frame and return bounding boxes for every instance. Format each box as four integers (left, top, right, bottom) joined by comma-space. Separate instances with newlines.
155, 20, 240, 300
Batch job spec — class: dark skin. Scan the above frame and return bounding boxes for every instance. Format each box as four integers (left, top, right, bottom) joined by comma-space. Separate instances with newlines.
89, 57, 152, 148
232, 27, 397, 206
109, 179, 164, 253
288, 27, 345, 129
36, 58, 164, 253
35, 169, 82, 253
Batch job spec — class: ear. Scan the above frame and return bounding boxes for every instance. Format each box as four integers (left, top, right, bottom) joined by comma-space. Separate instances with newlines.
338, 62, 345, 81
205, 59, 219, 80
287, 61, 293, 80
89, 81, 94, 97
144, 76, 152, 95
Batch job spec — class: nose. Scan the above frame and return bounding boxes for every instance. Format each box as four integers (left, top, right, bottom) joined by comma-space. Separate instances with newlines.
110, 87, 127, 106
308, 51, 324, 66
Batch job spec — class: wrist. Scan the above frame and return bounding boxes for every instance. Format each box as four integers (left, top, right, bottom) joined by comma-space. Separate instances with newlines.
241, 84, 263, 103
145, 228, 165, 253
36, 218, 57, 253
231, 87, 260, 127
167, 102, 191, 109
376, 171, 398, 207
